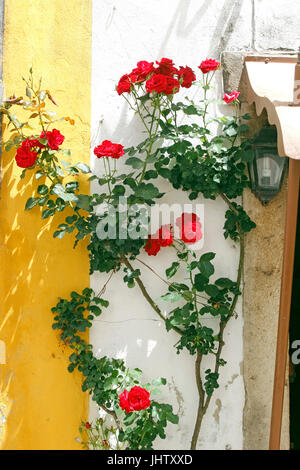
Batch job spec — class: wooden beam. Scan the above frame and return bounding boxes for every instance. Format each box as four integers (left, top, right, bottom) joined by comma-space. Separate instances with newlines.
269, 158, 300, 449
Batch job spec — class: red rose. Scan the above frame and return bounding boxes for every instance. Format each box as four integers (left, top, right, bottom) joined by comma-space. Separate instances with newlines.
176, 213, 203, 244
145, 74, 179, 95
157, 225, 173, 247
177, 66, 196, 88
223, 90, 240, 104
145, 74, 168, 94
128, 71, 138, 84
94, 140, 125, 159
40, 128, 65, 150
128, 386, 151, 411
131, 61, 155, 82
15, 139, 38, 168
155, 58, 178, 76
145, 238, 161, 256
119, 386, 151, 413
164, 76, 180, 95
27, 136, 45, 149
198, 59, 220, 74
116, 74, 133, 95
119, 390, 134, 413
85, 422, 91, 429
145, 225, 173, 256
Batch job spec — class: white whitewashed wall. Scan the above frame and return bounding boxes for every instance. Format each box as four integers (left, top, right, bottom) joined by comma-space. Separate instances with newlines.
88, 0, 254, 449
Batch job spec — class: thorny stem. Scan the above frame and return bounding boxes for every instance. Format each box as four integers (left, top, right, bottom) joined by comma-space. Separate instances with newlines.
138, 97, 160, 184
190, 194, 245, 450
190, 351, 205, 450
121, 255, 183, 336
135, 257, 210, 306
101, 405, 122, 430
219, 190, 239, 215
103, 157, 112, 196
139, 411, 150, 448
95, 268, 116, 298
6, 111, 24, 137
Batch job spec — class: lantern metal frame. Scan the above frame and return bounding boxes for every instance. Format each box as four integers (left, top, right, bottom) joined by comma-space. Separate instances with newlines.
248, 125, 288, 205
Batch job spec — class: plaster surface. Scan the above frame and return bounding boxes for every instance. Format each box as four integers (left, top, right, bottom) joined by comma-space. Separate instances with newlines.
254, 0, 300, 52
0, 0, 92, 450
89, 0, 247, 450
243, 182, 289, 450
89, 0, 295, 449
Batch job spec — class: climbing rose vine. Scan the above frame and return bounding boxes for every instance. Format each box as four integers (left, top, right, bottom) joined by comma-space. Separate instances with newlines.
1, 57, 256, 450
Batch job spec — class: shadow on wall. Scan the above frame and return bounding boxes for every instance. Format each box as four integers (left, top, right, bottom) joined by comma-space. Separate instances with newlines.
157, 0, 245, 59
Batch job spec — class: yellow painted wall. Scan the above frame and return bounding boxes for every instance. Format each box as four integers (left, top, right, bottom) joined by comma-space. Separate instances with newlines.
0, 0, 92, 449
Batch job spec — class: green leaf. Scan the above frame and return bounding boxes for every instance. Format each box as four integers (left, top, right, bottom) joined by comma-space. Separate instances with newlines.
183, 104, 203, 116
25, 197, 38, 210
125, 157, 145, 169
65, 181, 79, 193
134, 183, 160, 200
151, 388, 162, 396
198, 253, 215, 279
66, 215, 78, 224
52, 184, 78, 202
75, 162, 91, 173
46, 199, 56, 208
225, 126, 237, 137
144, 170, 158, 180
194, 273, 208, 292
53, 230, 66, 239
182, 291, 193, 302
112, 185, 125, 196
215, 277, 234, 289
166, 262, 180, 279
137, 93, 150, 104
199, 260, 214, 279
89, 305, 102, 316
38, 196, 49, 206
200, 252, 215, 262
151, 377, 167, 386
166, 411, 179, 424
4, 141, 16, 152
204, 284, 219, 297
37, 184, 48, 195
42, 208, 55, 219
76, 194, 91, 211
173, 140, 192, 154
124, 413, 137, 426
159, 292, 183, 303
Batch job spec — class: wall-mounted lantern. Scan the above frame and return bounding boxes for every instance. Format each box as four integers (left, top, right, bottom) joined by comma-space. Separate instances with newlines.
248, 125, 287, 205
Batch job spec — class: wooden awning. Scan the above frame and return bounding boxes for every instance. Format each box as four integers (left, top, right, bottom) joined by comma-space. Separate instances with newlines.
245, 56, 300, 160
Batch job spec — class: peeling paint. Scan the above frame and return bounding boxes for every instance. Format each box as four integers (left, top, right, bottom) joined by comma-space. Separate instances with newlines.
168, 377, 184, 417
225, 373, 239, 390
213, 399, 222, 425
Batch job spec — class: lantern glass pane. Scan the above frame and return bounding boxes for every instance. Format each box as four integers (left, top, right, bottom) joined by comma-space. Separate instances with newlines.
248, 158, 256, 187
256, 150, 285, 190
